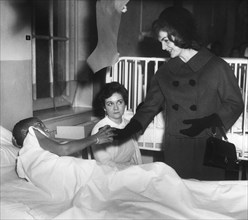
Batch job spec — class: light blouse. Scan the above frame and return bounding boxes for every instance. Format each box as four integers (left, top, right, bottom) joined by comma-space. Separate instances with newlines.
91, 116, 142, 169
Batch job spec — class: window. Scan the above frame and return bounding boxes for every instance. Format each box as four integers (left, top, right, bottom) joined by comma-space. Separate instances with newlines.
32, 0, 76, 111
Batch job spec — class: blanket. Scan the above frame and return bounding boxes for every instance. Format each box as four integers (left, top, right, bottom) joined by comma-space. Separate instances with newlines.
17, 127, 248, 219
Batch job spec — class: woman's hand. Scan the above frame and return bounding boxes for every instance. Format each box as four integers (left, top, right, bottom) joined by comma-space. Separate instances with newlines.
180, 113, 223, 137
93, 125, 115, 144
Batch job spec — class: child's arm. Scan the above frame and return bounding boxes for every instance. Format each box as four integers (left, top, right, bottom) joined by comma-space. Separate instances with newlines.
34, 125, 115, 156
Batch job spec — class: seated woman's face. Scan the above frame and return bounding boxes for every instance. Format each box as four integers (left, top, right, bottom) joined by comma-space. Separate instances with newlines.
104, 92, 126, 124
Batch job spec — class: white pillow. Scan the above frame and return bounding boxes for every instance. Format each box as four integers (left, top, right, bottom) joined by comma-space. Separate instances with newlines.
0, 125, 13, 146
0, 125, 19, 167
1, 144, 19, 167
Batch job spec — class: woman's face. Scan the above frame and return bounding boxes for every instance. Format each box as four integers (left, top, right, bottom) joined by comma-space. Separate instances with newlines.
104, 92, 126, 124
158, 30, 182, 58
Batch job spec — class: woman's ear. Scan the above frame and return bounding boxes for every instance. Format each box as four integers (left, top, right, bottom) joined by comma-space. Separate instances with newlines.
170, 35, 176, 42
104, 108, 107, 115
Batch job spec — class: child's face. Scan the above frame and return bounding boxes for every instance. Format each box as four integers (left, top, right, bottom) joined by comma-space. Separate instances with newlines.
32, 119, 51, 137
12, 118, 51, 148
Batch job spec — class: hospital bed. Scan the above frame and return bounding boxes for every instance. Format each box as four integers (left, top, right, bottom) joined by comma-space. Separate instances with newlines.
106, 56, 248, 178
1, 125, 247, 219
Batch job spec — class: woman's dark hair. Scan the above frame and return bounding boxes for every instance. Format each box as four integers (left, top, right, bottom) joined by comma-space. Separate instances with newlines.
152, 6, 201, 50
97, 82, 128, 110
12, 117, 40, 147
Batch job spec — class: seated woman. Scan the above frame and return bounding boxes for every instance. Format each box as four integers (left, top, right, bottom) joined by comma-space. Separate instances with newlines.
91, 82, 142, 169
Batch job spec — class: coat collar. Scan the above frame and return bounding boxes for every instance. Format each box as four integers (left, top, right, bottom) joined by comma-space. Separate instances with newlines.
167, 48, 213, 73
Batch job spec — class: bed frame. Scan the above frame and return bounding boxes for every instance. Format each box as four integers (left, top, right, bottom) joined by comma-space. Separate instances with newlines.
106, 56, 248, 163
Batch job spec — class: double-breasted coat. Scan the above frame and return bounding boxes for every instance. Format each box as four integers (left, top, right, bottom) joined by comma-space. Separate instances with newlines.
133, 48, 244, 180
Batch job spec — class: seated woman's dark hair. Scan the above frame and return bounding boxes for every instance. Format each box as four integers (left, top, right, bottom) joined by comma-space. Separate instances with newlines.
97, 82, 128, 111
12, 117, 41, 147
152, 6, 201, 50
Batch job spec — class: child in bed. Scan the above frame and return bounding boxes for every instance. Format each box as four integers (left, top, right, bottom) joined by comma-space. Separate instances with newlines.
12, 117, 115, 156
14, 116, 247, 220
91, 82, 142, 169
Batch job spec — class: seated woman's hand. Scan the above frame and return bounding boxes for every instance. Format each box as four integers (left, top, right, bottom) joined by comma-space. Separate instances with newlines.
94, 125, 115, 144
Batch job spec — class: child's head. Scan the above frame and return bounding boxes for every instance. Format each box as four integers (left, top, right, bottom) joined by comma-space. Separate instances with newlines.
12, 117, 48, 147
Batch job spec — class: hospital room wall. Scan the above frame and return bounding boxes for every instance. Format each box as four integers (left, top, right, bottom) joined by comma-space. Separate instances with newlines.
118, 0, 173, 57
0, 0, 33, 131
1, 0, 169, 131
118, 0, 247, 58
0, 0, 97, 131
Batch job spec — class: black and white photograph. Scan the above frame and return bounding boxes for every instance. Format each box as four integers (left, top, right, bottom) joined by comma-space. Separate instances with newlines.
1, 0, 248, 219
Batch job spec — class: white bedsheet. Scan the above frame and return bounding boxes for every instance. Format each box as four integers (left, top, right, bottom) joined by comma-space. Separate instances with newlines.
14, 127, 248, 219
1, 168, 72, 219
53, 164, 247, 220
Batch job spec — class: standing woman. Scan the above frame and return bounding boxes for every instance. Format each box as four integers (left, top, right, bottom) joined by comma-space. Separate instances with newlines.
114, 7, 244, 180
91, 82, 142, 169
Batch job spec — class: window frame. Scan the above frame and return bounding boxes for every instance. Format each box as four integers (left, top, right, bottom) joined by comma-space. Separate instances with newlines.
32, 0, 77, 111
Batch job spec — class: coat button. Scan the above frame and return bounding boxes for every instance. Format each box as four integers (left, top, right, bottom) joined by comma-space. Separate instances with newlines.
189, 79, 196, 86
172, 104, 179, 111
190, 105, 197, 111
172, 81, 179, 87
